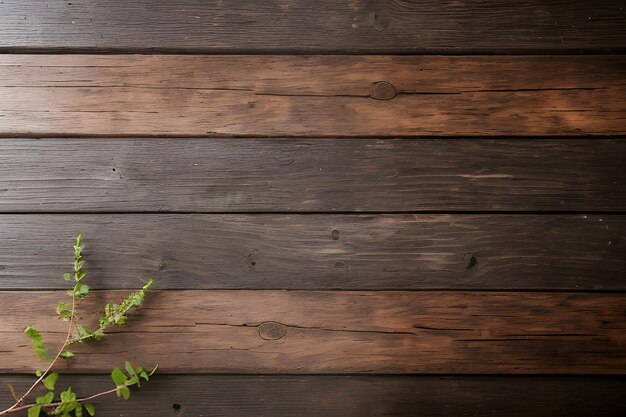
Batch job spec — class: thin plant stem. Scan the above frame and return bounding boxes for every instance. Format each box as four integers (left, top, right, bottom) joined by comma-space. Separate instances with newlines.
0, 294, 77, 415
0, 234, 154, 416
2, 387, 117, 414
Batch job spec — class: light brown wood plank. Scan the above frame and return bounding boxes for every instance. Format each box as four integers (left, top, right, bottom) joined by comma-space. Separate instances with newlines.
0, 1, 625, 53
2, 138, 626, 212
1, 55, 625, 136
1, 214, 624, 290
1, 291, 625, 374
2, 375, 626, 417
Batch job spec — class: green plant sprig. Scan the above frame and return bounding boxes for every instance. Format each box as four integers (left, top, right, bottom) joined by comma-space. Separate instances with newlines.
68, 279, 153, 345
3, 235, 85, 413
3, 362, 157, 417
0, 234, 156, 417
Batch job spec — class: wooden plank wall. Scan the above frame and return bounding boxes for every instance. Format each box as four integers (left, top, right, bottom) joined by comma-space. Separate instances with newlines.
1, 1, 625, 416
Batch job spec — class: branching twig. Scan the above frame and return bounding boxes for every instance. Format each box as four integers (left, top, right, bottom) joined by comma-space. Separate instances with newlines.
2, 387, 117, 415
0, 245, 80, 415
0, 234, 156, 417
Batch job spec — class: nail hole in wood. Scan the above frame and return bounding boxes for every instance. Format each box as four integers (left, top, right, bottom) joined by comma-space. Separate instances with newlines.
331, 229, 340, 240
172, 403, 181, 412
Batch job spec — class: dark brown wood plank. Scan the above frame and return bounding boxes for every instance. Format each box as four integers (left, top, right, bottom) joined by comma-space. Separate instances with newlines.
1, 214, 624, 290
2, 375, 626, 417
0, 1, 625, 53
2, 290, 625, 374
1, 55, 625, 136
2, 138, 626, 212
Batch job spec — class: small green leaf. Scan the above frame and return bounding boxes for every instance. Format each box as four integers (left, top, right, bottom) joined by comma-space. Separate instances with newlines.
35, 369, 42, 377
124, 361, 140, 386
132, 294, 143, 305
76, 325, 93, 340
74, 260, 85, 272
63, 273, 71, 282
116, 386, 130, 400
27, 405, 41, 417
83, 403, 96, 416
93, 328, 105, 341
59, 386, 76, 403
36, 391, 54, 405
126, 375, 139, 386
75, 270, 87, 282
60, 351, 75, 359
24, 326, 49, 360
43, 372, 59, 390
56, 302, 72, 320
111, 367, 127, 386
74, 283, 89, 299
76, 233, 83, 247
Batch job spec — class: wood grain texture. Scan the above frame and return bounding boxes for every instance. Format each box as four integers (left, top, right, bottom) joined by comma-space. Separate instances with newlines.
2, 375, 626, 417
1, 55, 625, 136
0, 214, 624, 290
1, 291, 625, 374
0, 1, 625, 53
2, 138, 626, 212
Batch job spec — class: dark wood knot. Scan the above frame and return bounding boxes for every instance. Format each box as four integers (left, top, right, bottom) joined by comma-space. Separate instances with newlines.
258, 321, 287, 340
370, 81, 397, 100
246, 252, 258, 268
464, 253, 478, 270
369, 10, 389, 32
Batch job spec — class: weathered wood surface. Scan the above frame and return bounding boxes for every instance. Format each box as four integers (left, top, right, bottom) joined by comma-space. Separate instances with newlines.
2, 375, 626, 417
2, 291, 625, 374
2, 138, 626, 212
1, 1, 625, 53
1, 55, 625, 137
0, 214, 624, 290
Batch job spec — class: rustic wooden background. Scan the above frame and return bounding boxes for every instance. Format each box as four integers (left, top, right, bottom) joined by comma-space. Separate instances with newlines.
1, 1, 626, 416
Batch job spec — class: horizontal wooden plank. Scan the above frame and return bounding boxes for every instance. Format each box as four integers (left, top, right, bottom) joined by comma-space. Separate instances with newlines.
2, 138, 626, 212
0, 1, 625, 53
2, 291, 625, 374
1, 55, 625, 136
2, 375, 626, 417
1, 214, 624, 291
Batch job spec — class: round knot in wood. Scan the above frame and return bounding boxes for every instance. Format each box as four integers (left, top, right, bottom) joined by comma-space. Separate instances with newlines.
258, 321, 287, 340
369, 10, 390, 32
370, 81, 397, 100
